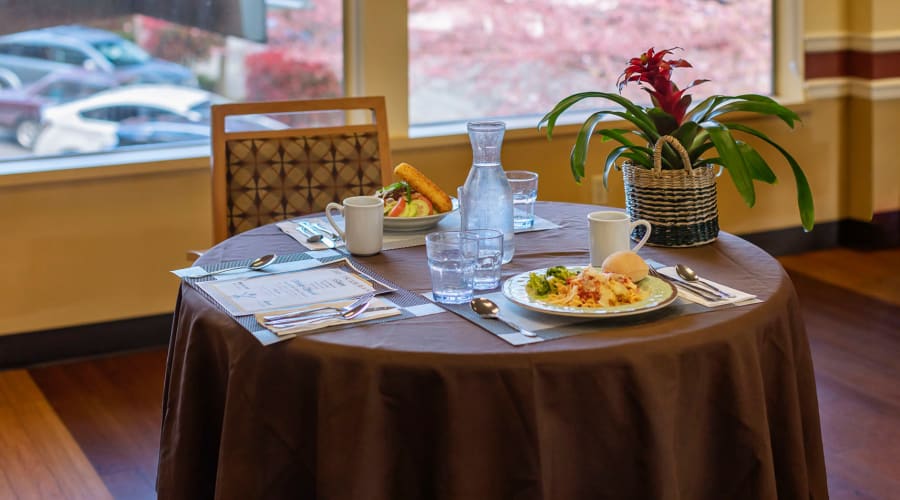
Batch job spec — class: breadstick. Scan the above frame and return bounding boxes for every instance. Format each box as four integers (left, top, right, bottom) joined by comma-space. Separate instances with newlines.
393, 162, 453, 213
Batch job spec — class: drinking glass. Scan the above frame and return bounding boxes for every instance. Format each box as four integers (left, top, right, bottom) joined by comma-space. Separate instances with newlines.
465, 229, 503, 290
426, 231, 478, 304
506, 170, 539, 229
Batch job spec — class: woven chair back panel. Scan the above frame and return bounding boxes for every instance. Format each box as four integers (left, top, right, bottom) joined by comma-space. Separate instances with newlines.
225, 132, 383, 236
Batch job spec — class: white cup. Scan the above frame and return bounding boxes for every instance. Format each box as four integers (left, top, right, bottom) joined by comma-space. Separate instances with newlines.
587, 211, 652, 266
326, 196, 384, 256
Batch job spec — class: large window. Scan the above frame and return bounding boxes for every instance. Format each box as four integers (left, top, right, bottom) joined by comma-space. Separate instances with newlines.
0, 2, 342, 163
0, 0, 798, 171
408, 0, 773, 126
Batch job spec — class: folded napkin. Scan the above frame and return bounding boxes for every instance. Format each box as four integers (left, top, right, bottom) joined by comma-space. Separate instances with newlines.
277, 219, 344, 251
656, 266, 759, 307
256, 297, 400, 336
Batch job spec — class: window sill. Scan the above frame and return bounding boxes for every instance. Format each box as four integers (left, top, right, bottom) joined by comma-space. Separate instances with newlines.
0, 143, 210, 188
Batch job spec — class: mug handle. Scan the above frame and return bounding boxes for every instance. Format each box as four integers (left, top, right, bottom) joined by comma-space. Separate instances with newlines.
630, 219, 652, 252
324, 202, 346, 240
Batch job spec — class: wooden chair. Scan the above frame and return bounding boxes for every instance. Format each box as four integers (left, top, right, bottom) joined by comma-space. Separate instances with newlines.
209, 96, 392, 246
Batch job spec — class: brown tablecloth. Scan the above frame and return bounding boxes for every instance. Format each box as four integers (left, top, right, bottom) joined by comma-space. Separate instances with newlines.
157, 202, 828, 500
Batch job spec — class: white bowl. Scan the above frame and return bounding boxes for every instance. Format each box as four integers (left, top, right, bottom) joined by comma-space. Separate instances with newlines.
383, 197, 459, 232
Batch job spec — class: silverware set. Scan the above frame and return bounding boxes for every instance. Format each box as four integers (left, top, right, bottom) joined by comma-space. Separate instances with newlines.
297, 221, 341, 249
263, 293, 391, 329
648, 267, 732, 302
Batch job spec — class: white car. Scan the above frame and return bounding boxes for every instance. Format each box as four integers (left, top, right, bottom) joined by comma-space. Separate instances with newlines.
33, 84, 285, 155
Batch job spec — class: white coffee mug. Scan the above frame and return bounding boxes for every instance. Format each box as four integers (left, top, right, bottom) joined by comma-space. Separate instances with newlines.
587, 211, 652, 266
326, 196, 384, 256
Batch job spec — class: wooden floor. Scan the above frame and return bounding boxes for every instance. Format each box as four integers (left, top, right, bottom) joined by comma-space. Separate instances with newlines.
0, 247, 897, 499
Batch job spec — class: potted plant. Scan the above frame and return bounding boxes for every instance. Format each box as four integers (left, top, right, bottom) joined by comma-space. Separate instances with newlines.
539, 47, 814, 246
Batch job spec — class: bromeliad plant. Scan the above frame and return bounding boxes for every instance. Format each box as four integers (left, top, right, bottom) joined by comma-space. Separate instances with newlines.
538, 47, 814, 231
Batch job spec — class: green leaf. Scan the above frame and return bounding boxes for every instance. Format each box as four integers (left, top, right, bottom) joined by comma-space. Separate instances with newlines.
685, 95, 728, 123
595, 129, 640, 147
604, 145, 651, 188
735, 94, 802, 124
736, 141, 777, 184
671, 121, 700, 152
538, 91, 658, 139
726, 122, 815, 230
571, 110, 658, 182
700, 120, 756, 207
706, 100, 800, 128
647, 108, 678, 136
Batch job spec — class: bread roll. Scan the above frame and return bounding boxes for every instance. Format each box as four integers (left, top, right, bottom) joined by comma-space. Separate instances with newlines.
393, 162, 453, 213
600, 250, 649, 282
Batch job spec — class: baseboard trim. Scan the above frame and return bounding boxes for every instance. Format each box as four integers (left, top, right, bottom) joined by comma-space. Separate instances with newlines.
839, 211, 900, 249
0, 314, 172, 369
740, 221, 840, 256
741, 211, 899, 255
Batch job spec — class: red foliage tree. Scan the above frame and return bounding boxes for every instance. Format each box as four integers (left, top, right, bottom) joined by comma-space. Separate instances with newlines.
244, 49, 340, 101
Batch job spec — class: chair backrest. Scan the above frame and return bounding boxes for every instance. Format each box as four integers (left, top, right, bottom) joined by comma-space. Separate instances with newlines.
210, 96, 392, 244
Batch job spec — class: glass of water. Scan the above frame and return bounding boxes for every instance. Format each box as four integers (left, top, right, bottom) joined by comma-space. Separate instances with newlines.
465, 229, 503, 290
426, 231, 478, 304
506, 170, 539, 230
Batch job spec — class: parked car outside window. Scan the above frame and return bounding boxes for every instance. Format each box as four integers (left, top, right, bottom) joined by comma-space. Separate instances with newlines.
0, 69, 119, 148
32, 84, 286, 155
0, 25, 197, 88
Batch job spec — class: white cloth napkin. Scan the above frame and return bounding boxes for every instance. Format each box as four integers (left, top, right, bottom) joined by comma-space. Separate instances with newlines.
656, 266, 759, 307
276, 219, 342, 251
255, 297, 400, 336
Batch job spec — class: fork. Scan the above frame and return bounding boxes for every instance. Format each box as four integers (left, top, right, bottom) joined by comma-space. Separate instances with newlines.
263, 292, 375, 322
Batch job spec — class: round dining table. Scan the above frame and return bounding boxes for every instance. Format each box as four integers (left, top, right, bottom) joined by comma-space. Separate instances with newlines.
157, 202, 828, 500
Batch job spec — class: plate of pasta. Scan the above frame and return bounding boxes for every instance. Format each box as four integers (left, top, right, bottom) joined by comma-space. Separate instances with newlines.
502, 264, 677, 318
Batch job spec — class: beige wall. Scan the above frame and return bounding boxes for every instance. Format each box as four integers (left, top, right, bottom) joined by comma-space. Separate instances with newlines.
805, 0, 846, 32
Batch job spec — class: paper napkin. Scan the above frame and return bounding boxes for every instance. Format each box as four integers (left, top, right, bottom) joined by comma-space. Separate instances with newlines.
656, 266, 760, 307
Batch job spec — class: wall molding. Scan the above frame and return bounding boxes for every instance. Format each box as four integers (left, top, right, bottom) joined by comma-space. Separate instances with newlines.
806, 77, 900, 101
806, 31, 900, 53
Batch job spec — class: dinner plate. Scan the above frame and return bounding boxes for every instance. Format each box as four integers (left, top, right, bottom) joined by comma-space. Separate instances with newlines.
502, 265, 677, 318
382, 197, 459, 232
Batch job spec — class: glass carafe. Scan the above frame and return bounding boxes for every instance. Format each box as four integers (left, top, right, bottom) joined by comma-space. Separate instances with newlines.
460, 121, 514, 264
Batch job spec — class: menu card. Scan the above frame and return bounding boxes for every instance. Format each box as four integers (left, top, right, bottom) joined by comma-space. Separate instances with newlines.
198, 268, 375, 317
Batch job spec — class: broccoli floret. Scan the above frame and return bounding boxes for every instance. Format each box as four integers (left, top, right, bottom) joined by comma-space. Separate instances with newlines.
546, 266, 574, 281
526, 272, 551, 296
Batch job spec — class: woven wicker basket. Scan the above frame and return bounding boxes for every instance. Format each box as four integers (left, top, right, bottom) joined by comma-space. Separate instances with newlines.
622, 135, 720, 247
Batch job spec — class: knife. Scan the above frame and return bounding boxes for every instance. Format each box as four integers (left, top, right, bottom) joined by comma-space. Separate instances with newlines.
297, 222, 336, 249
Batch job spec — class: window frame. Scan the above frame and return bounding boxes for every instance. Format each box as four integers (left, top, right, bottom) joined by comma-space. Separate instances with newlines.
0, 0, 804, 180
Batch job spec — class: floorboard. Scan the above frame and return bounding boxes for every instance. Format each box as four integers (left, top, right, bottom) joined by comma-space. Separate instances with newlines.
29, 349, 166, 500
0, 369, 111, 499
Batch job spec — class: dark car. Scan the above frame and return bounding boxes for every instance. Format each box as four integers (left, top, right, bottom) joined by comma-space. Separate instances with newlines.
0, 25, 197, 89
0, 69, 119, 148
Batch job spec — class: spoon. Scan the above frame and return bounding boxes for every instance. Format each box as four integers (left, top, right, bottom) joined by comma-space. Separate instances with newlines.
675, 264, 734, 298
470, 297, 537, 338
305, 233, 323, 244
194, 254, 277, 278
